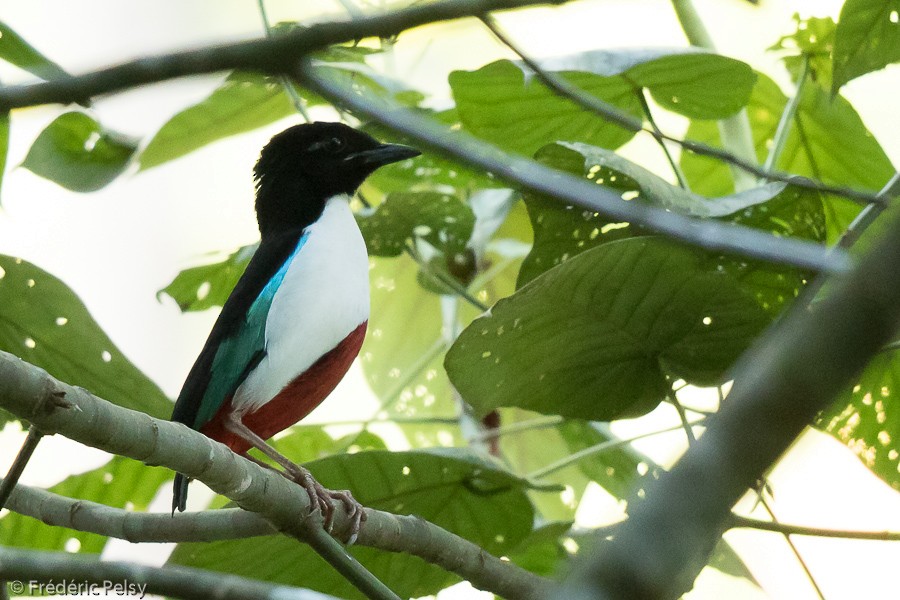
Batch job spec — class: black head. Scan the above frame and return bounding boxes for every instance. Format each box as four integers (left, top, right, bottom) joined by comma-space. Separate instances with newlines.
253, 122, 419, 237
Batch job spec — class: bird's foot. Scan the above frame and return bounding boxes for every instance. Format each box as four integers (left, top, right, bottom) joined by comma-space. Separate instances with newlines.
286, 464, 366, 544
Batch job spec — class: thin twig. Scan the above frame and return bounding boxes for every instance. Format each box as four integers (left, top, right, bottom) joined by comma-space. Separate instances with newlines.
730, 514, 900, 541
0, 425, 43, 510
763, 55, 808, 174
668, 395, 696, 446
297, 62, 851, 275
757, 493, 826, 600
637, 90, 689, 190
527, 420, 705, 481
256, 0, 311, 121
477, 14, 880, 204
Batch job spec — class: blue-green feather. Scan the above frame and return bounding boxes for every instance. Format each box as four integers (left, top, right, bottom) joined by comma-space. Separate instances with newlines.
193, 232, 310, 427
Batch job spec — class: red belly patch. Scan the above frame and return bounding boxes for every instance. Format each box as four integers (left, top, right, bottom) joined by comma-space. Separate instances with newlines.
200, 320, 367, 454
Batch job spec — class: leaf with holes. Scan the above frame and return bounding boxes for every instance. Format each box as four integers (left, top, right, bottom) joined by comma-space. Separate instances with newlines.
0, 21, 68, 80
22, 112, 137, 192
169, 449, 535, 599
158, 244, 255, 312
817, 349, 900, 491
0, 457, 170, 552
769, 15, 837, 90
0, 255, 171, 418
357, 191, 475, 257
832, 0, 900, 93
445, 237, 771, 420
680, 72, 894, 241
518, 142, 824, 293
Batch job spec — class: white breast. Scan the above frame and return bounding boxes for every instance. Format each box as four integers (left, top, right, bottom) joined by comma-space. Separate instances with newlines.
232, 195, 370, 414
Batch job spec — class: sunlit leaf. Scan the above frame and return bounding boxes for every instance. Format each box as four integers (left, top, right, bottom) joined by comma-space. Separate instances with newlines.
446, 238, 770, 420
22, 112, 137, 192
0, 255, 171, 419
832, 0, 900, 93
817, 349, 900, 490
769, 14, 836, 89
169, 449, 535, 599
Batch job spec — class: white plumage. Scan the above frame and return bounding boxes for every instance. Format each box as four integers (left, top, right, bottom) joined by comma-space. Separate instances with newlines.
232, 195, 370, 413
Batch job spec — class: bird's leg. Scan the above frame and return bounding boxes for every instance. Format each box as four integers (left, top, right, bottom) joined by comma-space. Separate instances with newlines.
224, 413, 365, 541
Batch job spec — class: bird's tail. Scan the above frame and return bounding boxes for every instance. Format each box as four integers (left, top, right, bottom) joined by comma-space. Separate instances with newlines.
172, 473, 190, 514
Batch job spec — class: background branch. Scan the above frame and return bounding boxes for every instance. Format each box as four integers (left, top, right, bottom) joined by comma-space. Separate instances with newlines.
554, 173, 900, 599
0, 351, 554, 600
297, 62, 849, 274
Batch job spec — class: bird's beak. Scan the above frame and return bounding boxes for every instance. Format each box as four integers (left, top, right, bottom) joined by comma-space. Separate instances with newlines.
348, 143, 421, 168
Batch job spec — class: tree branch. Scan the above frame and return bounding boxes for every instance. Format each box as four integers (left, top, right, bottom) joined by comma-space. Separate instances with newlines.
296, 62, 850, 275
0, 0, 565, 110
0, 547, 339, 600
729, 514, 900, 541
554, 176, 900, 599
0, 351, 553, 600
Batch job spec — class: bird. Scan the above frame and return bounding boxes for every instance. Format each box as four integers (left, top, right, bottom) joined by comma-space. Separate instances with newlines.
170, 122, 420, 538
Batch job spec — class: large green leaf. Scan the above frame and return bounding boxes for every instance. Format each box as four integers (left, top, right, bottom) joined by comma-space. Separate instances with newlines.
449, 60, 642, 156
138, 72, 296, 171
362, 255, 454, 418
0, 21, 68, 80
169, 449, 535, 599
817, 349, 900, 490
0, 457, 170, 552
22, 112, 137, 192
680, 72, 894, 240
158, 244, 255, 312
445, 237, 771, 420
519, 142, 825, 307
139, 45, 393, 171
0, 255, 171, 418
357, 191, 475, 257
832, 0, 900, 93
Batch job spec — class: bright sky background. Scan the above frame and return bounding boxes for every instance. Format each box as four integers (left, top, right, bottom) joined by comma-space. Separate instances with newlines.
0, 1, 898, 599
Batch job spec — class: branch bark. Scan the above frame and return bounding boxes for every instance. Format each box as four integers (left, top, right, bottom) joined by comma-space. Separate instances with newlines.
554, 180, 900, 599
0, 351, 554, 600
0, 547, 339, 600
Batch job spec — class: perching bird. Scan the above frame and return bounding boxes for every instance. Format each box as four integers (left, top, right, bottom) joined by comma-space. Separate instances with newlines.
170, 122, 419, 534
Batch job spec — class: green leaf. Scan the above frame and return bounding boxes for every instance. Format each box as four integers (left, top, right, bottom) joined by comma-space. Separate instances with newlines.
832, 0, 900, 93
0, 457, 170, 552
169, 449, 535, 599
505, 521, 573, 577
519, 142, 824, 293
22, 112, 137, 192
0, 110, 8, 202
158, 244, 255, 312
817, 349, 900, 491
139, 72, 295, 171
0, 255, 171, 418
680, 72, 894, 240
362, 255, 454, 418
0, 21, 68, 80
449, 60, 642, 156
445, 237, 770, 420
357, 191, 475, 257
769, 14, 837, 90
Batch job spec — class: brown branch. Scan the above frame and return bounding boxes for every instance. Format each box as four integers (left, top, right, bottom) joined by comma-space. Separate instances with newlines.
0, 351, 554, 600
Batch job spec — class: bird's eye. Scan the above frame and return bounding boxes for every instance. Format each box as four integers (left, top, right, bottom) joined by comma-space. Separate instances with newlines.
327, 137, 345, 152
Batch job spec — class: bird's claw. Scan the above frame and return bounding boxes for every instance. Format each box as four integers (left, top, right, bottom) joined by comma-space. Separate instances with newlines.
288, 466, 366, 544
